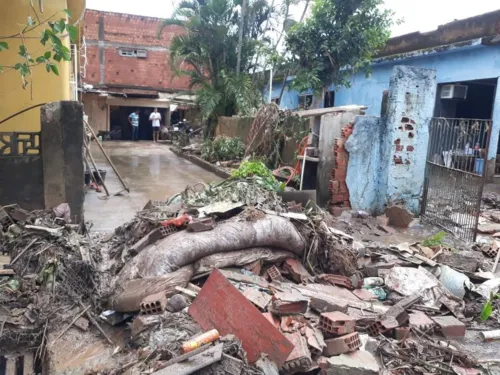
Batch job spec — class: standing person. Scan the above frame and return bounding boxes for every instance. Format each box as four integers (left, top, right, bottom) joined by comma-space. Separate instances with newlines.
149, 108, 162, 142
128, 109, 140, 141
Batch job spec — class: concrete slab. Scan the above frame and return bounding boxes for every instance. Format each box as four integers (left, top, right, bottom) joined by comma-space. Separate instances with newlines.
84, 142, 220, 231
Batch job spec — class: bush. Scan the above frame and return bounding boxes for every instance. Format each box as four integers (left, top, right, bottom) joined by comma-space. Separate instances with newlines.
201, 136, 245, 162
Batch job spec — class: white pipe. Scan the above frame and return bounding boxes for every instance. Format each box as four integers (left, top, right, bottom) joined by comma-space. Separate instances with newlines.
480, 330, 500, 341
269, 67, 273, 103
300, 147, 312, 191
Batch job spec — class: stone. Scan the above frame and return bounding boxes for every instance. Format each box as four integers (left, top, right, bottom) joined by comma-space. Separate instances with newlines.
131, 315, 161, 337
436, 251, 482, 273
166, 294, 188, 313
74, 317, 89, 331
431, 316, 466, 338
323, 350, 379, 375
385, 205, 414, 228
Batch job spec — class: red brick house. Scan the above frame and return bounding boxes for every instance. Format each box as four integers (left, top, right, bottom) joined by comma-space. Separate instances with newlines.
81, 9, 197, 140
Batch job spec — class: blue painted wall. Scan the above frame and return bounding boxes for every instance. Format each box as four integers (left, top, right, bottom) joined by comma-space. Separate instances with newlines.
271, 42, 500, 115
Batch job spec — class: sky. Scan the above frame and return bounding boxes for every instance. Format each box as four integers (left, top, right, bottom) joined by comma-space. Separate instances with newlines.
86, 0, 500, 37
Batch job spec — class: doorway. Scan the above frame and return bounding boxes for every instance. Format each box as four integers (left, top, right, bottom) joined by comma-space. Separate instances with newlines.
109, 106, 168, 141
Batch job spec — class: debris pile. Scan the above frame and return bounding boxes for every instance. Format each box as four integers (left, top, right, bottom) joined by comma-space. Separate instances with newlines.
2, 183, 500, 374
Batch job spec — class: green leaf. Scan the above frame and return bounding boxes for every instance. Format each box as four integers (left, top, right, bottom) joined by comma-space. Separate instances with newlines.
45, 63, 51, 73
50, 34, 63, 48
19, 64, 30, 76
53, 19, 65, 33
18, 44, 27, 57
0, 41, 8, 51
67, 25, 78, 43
40, 30, 49, 45
63, 9, 72, 18
53, 53, 62, 62
14, 63, 22, 70
36, 56, 45, 63
481, 300, 493, 321
50, 64, 59, 76
44, 51, 51, 59
0, 66, 3, 72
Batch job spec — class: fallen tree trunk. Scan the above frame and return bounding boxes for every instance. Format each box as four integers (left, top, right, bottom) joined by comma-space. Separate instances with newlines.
117, 215, 305, 282
111, 265, 194, 312
194, 248, 295, 275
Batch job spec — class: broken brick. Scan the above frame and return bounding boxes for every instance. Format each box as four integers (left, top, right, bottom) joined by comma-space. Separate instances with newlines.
431, 316, 466, 338
140, 292, 168, 315
315, 274, 352, 289
131, 315, 161, 336
187, 217, 215, 232
283, 258, 312, 283
319, 312, 356, 335
305, 327, 326, 356
384, 205, 414, 228
353, 289, 378, 301
271, 290, 309, 315
266, 265, 284, 282
282, 332, 312, 374
310, 297, 348, 314
323, 332, 361, 356
409, 311, 435, 331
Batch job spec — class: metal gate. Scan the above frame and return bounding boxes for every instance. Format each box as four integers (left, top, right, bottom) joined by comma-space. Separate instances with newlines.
421, 118, 492, 243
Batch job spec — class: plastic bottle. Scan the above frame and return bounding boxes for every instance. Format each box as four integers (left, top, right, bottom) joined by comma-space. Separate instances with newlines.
182, 329, 220, 353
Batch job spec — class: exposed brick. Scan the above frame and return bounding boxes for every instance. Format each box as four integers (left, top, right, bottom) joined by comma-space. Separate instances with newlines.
323, 332, 361, 356
283, 258, 312, 283
395, 145, 404, 152
305, 327, 326, 356
407, 145, 414, 151
409, 311, 435, 331
319, 312, 356, 335
393, 155, 403, 164
282, 332, 312, 374
140, 292, 167, 315
431, 316, 466, 338
315, 274, 352, 289
271, 290, 309, 315
331, 206, 351, 217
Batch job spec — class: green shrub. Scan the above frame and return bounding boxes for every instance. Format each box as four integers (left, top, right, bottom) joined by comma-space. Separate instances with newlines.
201, 136, 245, 162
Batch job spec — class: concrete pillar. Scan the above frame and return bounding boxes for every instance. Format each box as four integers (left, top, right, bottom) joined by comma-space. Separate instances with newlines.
384, 66, 437, 214
41, 101, 85, 222
486, 77, 500, 179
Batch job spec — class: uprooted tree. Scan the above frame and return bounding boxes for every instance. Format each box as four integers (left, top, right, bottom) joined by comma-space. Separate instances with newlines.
284, 0, 397, 104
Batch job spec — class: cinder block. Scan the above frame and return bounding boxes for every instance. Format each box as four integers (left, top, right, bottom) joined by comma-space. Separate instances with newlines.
266, 265, 284, 282
319, 311, 356, 335
282, 332, 312, 374
323, 332, 361, 356
140, 292, 167, 315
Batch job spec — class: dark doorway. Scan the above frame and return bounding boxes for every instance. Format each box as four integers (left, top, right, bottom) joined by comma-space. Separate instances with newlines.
109, 106, 168, 140
434, 79, 496, 119
324, 90, 335, 108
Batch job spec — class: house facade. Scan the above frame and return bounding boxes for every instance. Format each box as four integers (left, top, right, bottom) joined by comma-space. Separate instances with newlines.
271, 10, 500, 177
81, 10, 197, 140
0, 0, 85, 132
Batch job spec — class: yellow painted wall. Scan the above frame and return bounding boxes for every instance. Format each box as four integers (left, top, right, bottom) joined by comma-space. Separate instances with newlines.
0, 0, 85, 132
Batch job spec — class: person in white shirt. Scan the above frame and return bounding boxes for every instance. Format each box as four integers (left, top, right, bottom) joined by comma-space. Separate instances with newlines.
149, 108, 162, 142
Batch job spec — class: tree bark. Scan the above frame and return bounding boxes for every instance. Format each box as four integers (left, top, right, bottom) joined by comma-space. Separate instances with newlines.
236, 0, 247, 75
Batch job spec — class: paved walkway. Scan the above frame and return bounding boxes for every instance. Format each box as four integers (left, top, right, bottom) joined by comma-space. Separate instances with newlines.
84, 141, 220, 231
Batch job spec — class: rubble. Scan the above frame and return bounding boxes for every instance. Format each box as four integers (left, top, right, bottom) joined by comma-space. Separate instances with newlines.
2, 175, 500, 375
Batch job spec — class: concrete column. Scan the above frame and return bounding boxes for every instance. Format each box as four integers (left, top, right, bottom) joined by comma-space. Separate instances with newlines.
41, 101, 85, 222
486, 77, 500, 179
384, 66, 437, 214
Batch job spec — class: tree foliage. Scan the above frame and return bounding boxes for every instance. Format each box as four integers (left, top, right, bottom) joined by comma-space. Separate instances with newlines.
285, 0, 396, 93
0, 8, 77, 91
160, 0, 268, 129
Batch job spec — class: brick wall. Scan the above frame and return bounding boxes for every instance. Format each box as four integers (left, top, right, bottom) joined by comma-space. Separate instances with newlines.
82, 9, 190, 91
